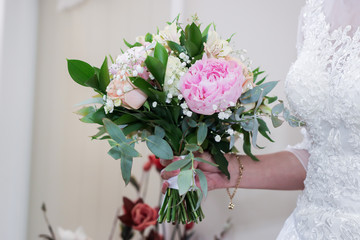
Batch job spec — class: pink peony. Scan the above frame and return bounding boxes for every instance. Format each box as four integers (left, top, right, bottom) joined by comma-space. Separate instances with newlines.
179, 58, 245, 115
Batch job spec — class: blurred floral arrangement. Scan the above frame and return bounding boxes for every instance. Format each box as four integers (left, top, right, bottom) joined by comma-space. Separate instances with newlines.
67, 15, 301, 225
39, 155, 232, 240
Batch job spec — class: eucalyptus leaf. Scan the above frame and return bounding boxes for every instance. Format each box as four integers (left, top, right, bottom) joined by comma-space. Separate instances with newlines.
103, 118, 127, 143
165, 158, 192, 171
271, 115, 284, 128
75, 106, 95, 117
272, 102, 284, 116
251, 119, 259, 148
195, 169, 208, 198
146, 135, 173, 160
240, 117, 255, 131
243, 131, 259, 161
118, 142, 141, 158
74, 97, 103, 107
177, 170, 193, 195
194, 157, 218, 167
121, 154, 133, 185
108, 146, 122, 160
185, 144, 199, 152
155, 126, 165, 139
197, 122, 207, 145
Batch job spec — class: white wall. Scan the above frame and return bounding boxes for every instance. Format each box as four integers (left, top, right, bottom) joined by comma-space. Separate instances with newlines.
28, 0, 305, 239
0, 0, 38, 239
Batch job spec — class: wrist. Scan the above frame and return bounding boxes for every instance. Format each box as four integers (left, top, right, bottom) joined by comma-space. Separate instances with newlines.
225, 154, 242, 188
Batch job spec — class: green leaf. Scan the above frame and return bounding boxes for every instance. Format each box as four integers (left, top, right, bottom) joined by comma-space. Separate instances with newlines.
187, 118, 197, 128
243, 131, 259, 161
91, 127, 106, 140
99, 57, 110, 93
103, 118, 127, 143
240, 81, 278, 104
108, 146, 122, 160
113, 114, 138, 125
195, 169, 208, 198
129, 77, 155, 98
67, 59, 95, 86
145, 33, 153, 42
210, 143, 230, 178
240, 117, 255, 131
272, 102, 284, 116
154, 126, 165, 138
257, 118, 274, 142
177, 169, 193, 195
251, 117, 259, 147
146, 135, 173, 160
154, 42, 168, 68
202, 23, 212, 38
84, 74, 99, 90
148, 88, 167, 103
122, 123, 145, 136
265, 96, 278, 104
123, 39, 142, 48
75, 106, 95, 117
197, 122, 207, 145
80, 107, 106, 124
145, 56, 165, 85
118, 142, 141, 158
194, 157, 218, 167
184, 41, 199, 57
167, 41, 186, 53
121, 154, 133, 185
271, 115, 284, 128
185, 143, 199, 152
187, 23, 202, 50
165, 158, 191, 171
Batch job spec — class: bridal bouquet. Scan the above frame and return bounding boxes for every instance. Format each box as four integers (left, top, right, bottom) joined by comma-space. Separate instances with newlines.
68, 17, 299, 225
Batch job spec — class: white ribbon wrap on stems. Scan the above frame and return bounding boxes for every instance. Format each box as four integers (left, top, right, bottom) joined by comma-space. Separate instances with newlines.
167, 176, 179, 190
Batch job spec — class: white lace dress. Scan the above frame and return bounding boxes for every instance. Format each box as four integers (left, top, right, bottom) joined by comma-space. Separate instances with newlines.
277, 0, 360, 239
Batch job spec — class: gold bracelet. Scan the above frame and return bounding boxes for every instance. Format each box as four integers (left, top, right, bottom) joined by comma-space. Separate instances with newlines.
226, 154, 244, 209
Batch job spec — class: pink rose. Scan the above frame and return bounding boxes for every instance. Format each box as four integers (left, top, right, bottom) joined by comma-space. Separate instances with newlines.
179, 58, 245, 115
106, 77, 147, 110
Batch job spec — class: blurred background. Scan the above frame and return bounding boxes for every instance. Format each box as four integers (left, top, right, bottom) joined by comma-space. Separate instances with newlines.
0, 0, 305, 239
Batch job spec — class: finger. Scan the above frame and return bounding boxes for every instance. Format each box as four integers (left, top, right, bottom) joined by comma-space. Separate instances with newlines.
161, 181, 169, 194
159, 156, 182, 167
160, 169, 180, 180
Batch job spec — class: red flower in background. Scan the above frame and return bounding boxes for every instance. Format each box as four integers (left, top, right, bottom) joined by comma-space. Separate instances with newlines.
119, 197, 158, 231
143, 155, 164, 172
146, 229, 164, 240
185, 221, 195, 231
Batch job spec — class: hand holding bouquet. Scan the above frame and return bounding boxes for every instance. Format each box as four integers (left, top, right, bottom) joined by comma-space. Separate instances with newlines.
68, 16, 302, 225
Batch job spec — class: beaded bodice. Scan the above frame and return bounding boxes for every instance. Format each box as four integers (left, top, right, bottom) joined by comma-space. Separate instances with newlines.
283, 0, 360, 238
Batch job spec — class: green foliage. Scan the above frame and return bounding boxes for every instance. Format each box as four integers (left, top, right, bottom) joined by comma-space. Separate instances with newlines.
178, 170, 193, 195
210, 143, 230, 178
165, 157, 191, 171
145, 56, 165, 86
123, 39, 142, 48
197, 122, 207, 145
99, 57, 110, 93
146, 135, 173, 160
195, 169, 208, 198
67, 59, 95, 86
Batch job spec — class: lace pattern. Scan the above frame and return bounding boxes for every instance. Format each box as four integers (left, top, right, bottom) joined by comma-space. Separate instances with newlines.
278, 0, 360, 239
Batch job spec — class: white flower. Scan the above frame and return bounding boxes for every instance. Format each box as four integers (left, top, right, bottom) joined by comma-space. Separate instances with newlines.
178, 94, 183, 100
166, 98, 171, 103
58, 227, 92, 240
239, 133, 244, 140
136, 65, 144, 74
152, 101, 158, 108
227, 128, 234, 135
186, 111, 192, 117
214, 135, 221, 142
167, 93, 173, 99
149, 73, 155, 80
104, 98, 114, 114
132, 70, 138, 77
180, 102, 188, 109
163, 55, 188, 97
153, 22, 181, 46
204, 31, 232, 58
229, 101, 235, 107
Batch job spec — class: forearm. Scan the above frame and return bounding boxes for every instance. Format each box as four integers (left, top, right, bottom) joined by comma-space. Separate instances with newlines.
224, 151, 306, 190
